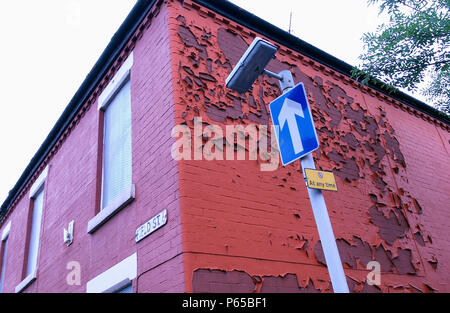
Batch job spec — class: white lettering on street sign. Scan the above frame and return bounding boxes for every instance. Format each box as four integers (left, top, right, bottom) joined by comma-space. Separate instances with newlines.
135, 209, 167, 243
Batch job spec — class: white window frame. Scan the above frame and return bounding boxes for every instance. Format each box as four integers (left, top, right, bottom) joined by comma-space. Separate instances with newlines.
86, 252, 137, 293
87, 53, 135, 234
29, 165, 48, 200
98, 52, 133, 111
0, 221, 11, 293
1, 221, 11, 242
15, 166, 48, 293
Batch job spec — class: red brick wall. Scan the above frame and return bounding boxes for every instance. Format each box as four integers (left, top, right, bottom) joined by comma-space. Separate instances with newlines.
167, 0, 449, 293
132, 3, 184, 293
0, 2, 184, 293
0, 0, 448, 294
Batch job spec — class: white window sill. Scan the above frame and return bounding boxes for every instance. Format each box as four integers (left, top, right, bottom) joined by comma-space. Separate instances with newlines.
102, 278, 131, 293
86, 253, 137, 293
15, 269, 37, 293
87, 184, 135, 234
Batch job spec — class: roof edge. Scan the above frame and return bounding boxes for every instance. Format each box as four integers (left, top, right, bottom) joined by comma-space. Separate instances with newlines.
194, 0, 449, 125
0, 0, 156, 221
1, 0, 449, 222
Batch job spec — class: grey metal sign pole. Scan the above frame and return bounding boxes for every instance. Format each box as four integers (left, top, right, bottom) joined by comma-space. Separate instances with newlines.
275, 69, 349, 293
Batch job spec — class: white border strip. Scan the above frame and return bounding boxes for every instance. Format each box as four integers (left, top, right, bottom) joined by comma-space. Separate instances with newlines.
98, 52, 134, 111
15, 269, 37, 293
86, 252, 137, 293
29, 165, 49, 199
1, 221, 11, 241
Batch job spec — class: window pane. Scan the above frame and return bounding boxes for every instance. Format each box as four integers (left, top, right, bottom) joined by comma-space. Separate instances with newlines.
0, 237, 8, 292
116, 283, 132, 293
102, 79, 132, 209
26, 187, 44, 276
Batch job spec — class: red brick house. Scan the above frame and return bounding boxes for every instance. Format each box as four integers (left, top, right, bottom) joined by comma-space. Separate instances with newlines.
0, 0, 448, 293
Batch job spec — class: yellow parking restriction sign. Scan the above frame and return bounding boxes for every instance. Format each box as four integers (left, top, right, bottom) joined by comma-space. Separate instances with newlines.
304, 168, 338, 192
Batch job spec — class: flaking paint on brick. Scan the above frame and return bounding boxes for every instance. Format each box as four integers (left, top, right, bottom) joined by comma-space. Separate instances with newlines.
0, 0, 448, 294
168, 0, 449, 293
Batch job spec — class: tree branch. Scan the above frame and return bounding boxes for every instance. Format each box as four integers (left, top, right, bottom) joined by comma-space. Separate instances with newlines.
377, 59, 450, 74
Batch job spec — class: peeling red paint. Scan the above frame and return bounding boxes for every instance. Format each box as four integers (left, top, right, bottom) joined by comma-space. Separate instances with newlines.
192, 269, 256, 293
342, 133, 359, 150
217, 28, 249, 66
260, 274, 320, 293
314, 237, 372, 270
369, 206, 409, 246
428, 256, 438, 270
391, 248, 416, 275
314, 237, 417, 276
192, 269, 324, 293
374, 245, 396, 272
413, 231, 425, 246
383, 131, 406, 167
412, 198, 423, 215
178, 25, 208, 59
167, 0, 447, 293
361, 283, 382, 293
334, 158, 360, 182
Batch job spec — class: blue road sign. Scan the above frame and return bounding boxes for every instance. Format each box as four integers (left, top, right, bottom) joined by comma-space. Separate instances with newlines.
269, 82, 319, 166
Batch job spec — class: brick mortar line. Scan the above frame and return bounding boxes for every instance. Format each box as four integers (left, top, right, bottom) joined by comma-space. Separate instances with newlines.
181, 250, 427, 278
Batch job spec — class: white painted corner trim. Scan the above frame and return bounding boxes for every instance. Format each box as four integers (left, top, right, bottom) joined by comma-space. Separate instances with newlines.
98, 52, 134, 111
1, 221, 11, 241
15, 269, 37, 293
29, 165, 49, 199
86, 252, 137, 293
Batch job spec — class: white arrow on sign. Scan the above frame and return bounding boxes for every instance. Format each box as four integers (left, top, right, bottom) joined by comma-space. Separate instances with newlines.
278, 97, 304, 154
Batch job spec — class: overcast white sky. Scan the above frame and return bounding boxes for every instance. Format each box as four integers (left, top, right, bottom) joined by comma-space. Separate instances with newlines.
0, 0, 421, 205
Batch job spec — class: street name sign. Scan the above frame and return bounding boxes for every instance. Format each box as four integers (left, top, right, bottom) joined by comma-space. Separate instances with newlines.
135, 209, 167, 243
269, 82, 319, 166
